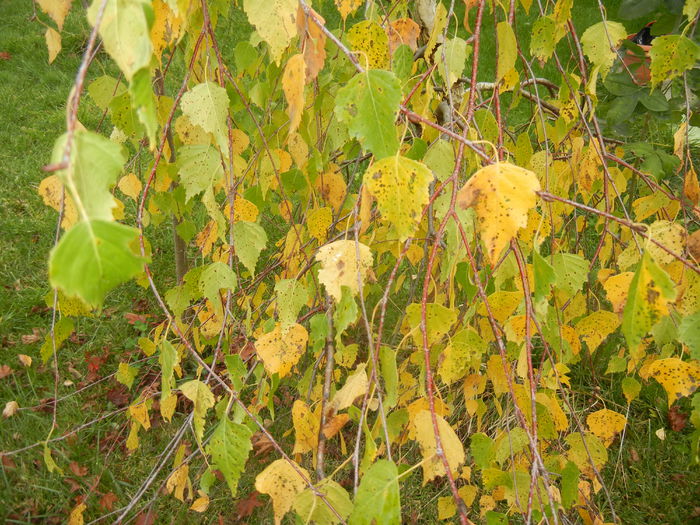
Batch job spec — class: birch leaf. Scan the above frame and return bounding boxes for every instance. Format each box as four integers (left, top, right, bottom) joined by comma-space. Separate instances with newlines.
413, 410, 465, 484
180, 380, 215, 444
316, 240, 373, 302
255, 323, 308, 378
457, 163, 540, 265
255, 459, 309, 525
364, 156, 433, 241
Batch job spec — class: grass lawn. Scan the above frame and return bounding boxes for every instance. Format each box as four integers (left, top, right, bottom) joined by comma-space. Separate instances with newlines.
0, 0, 697, 523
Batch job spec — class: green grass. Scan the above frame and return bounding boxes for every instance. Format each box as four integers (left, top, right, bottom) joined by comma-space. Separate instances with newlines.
0, 1, 698, 524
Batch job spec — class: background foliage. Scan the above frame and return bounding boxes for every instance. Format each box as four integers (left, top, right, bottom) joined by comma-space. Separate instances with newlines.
1, 0, 699, 523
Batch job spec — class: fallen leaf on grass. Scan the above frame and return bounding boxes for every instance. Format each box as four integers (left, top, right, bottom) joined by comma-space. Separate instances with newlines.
69, 461, 88, 477
668, 405, 688, 432
99, 492, 118, 511
0, 364, 13, 379
21, 328, 42, 344
18, 354, 32, 367
236, 490, 264, 519
3, 401, 19, 418
0, 52, 11, 60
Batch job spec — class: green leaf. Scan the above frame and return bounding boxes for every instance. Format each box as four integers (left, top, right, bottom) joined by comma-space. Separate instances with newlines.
274, 278, 309, 329
580, 21, 627, 77
180, 380, 215, 444
650, 35, 700, 88
88, 75, 125, 110
470, 432, 495, 469
496, 22, 516, 83
180, 81, 230, 150
177, 145, 224, 202
87, 0, 152, 81
560, 460, 580, 509
424, 139, 455, 182
622, 253, 676, 350
363, 156, 433, 241
198, 262, 237, 317
130, 68, 158, 146
294, 479, 353, 525
552, 253, 587, 296
379, 346, 398, 409
159, 340, 178, 400
621, 376, 642, 404
533, 250, 555, 312
349, 460, 400, 525
49, 220, 146, 308
206, 417, 252, 497
679, 311, 700, 360
335, 70, 402, 160
232, 220, 267, 277
334, 286, 359, 344
52, 131, 126, 221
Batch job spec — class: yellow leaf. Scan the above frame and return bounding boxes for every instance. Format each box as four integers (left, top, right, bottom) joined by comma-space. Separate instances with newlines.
224, 196, 259, 223
316, 240, 373, 302
586, 408, 626, 447
151, 0, 183, 62
477, 291, 522, 323
463, 373, 486, 399
684, 167, 699, 206
673, 122, 688, 163
315, 166, 347, 212
603, 272, 634, 313
486, 354, 511, 396
160, 393, 177, 422
536, 392, 569, 431
166, 463, 191, 502
117, 173, 142, 201
646, 220, 686, 265
282, 54, 305, 136
413, 410, 465, 484
330, 363, 369, 412
575, 311, 620, 352
190, 490, 210, 512
633, 192, 671, 222
256, 323, 308, 378
180, 380, 215, 444
3, 400, 19, 418
18, 354, 32, 367
244, 0, 297, 64
129, 400, 151, 430
68, 502, 86, 525
334, 0, 362, 20
364, 155, 433, 242
38, 175, 78, 230
457, 162, 541, 265
347, 20, 389, 70
292, 400, 319, 454
307, 206, 332, 242
287, 132, 309, 168
255, 458, 309, 525
647, 358, 700, 407
296, 5, 327, 82
37, 0, 72, 31
45, 27, 61, 64
174, 114, 210, 145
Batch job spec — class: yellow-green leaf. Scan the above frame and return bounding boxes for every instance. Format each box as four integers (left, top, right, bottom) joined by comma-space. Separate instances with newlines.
580, 21, 627, 77
364, 156, 433, 241
180, 379, 215, 444
413, 410, 465, 484
244, 0, 297, 64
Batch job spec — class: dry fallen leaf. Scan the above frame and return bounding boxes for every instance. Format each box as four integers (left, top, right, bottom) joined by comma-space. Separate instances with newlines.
3, 401, 19, 418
